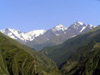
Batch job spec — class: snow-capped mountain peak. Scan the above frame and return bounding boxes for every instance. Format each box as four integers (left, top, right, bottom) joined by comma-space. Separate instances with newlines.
0, 28, 23, 40
74, 21, 84, 25
0, 22, 96, 50
72, 21, 85, 27
52, 24, 67, 31
24, 30, 46, 41
27, 30, 46, 36
68, 21, 85, 30
0, 28, 46, 42
68, 21, 96, 33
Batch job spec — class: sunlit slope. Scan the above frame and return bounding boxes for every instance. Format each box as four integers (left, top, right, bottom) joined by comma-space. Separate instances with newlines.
0, 32, 60, 75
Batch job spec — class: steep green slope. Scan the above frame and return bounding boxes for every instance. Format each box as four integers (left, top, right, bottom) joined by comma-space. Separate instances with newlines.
0, 32, 61, 75
42, 26, 100, 66
61, 42, 100, 75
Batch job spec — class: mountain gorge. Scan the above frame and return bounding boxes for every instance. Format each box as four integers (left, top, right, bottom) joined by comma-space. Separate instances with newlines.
0, 22, 95, 50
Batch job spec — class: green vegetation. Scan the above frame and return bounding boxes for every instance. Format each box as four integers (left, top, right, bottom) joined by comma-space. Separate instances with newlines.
61, 43, 100, 75
41, 26, 100, 75
0, 26, 100, 75
42, 26, 100, 66
0, 32, 61, 75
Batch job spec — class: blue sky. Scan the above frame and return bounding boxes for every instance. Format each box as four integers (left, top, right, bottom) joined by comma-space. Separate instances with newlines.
0, 0, 100, 32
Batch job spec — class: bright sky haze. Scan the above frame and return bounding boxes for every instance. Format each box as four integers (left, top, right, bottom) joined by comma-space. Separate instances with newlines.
0, 0, 100, 32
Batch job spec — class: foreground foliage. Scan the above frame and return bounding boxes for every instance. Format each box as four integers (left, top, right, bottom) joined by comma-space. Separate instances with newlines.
0, 32, 61, 75
61, 42, 100, 75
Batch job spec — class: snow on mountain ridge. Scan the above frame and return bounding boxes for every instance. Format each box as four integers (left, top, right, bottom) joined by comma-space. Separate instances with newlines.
24, 30, 46, 41
0, 22, 95, 43
80, 26, 86, 32
52, 24, 67, 31
0, 28, 46, 41
68, 21, 95, 32
74, 21, 84, 25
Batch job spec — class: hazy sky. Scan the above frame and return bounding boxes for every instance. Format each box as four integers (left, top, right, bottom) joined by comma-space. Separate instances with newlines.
0, 0, 100, 32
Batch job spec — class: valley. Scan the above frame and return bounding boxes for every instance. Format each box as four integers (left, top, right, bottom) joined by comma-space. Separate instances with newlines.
0, 0, 100, 75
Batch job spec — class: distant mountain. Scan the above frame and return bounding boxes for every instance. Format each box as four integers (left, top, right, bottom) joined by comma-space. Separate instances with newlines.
41, 26, 100, 66
61, 27, 100, 75
24, 22, 96, 50
0, 21, 95, 50
0, 28, 46, 42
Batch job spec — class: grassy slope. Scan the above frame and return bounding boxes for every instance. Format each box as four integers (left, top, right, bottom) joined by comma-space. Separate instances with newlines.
0, 32, 61, 75
42, 26, 100, 66
61, 42, 100, 75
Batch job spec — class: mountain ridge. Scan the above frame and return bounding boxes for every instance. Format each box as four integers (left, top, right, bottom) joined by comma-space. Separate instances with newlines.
0, 21, 96, 50
41, 26, 100, 66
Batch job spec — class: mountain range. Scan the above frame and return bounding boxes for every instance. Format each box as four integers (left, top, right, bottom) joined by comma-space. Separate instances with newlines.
42, 26, 100, 66
0, 21, 95, 50
0, 22, 100, 75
